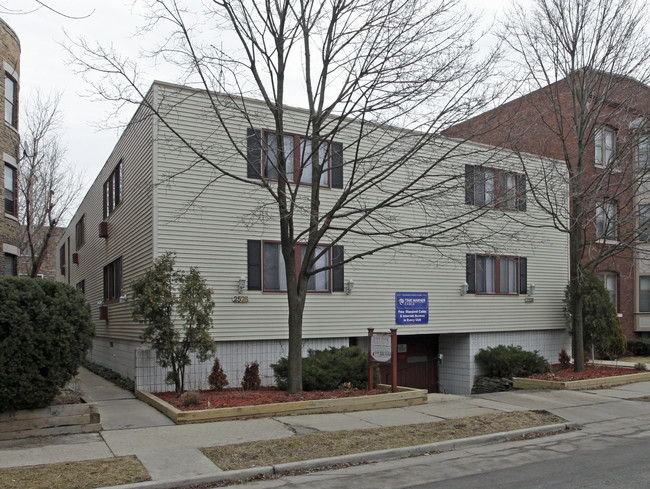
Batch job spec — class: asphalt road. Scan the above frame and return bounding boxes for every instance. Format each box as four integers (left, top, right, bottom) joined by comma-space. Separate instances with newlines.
228, 400, 650, 489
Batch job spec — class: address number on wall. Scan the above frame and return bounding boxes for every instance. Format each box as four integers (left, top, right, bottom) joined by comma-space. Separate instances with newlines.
232, 295, 249, 303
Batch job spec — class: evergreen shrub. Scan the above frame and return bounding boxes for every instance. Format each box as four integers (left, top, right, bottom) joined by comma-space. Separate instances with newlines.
474, 345, 549, 379
0, 277, 94, 412
627, 339, 650, 356
272, 346, 376, 391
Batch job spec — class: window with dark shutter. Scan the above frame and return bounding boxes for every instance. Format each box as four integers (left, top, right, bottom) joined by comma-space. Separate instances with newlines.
331, 141, 344, 189
247, 128, 262, 179
332, 245, 344, 291
465, 165, 475, 205
247, 240, 262, 290
466, 254, 475, 294
519, 257, 527, 294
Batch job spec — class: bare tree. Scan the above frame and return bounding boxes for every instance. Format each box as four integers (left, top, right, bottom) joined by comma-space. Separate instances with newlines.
495, 0, 650, 370
67, 0, 527, 393
19, 92, 83, 278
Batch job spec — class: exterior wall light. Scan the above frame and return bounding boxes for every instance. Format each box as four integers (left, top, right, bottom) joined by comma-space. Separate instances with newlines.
345, 279, 354, 295
238, 276, 247, 294
528, 283, 536, 296
460, 282, 469, 296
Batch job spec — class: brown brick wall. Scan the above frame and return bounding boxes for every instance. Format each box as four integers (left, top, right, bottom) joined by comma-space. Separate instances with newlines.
0, 17, 20, 276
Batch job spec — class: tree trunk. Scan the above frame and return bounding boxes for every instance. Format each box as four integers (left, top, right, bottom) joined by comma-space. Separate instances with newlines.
287, 286, 307, 393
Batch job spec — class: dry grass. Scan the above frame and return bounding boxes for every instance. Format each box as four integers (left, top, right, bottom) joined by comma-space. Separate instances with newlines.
618, 356, 650, 364
201, 410, 564, 470
0, 456, 150, 489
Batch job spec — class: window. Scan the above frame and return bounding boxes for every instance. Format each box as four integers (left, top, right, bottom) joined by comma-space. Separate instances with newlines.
76, 280, 85, 295
640, 276, 650, 312
75, 215, 86, 250
246, 128, 345, 188
103, 161, 122, 218
465, 165, 526, 211
4, 74, 16, 127
596, 201, 617, 239
638, 134, 650, 170
263, 242, 330, 291
597, 272, 617, 310
247, 240, 344, 292
640, 204, 650, 242
59, 243, 65, 274
103, 257, 122, 301
4, 164, 16, 216
3, 253, 17, 276
264, 131, 330, 185
466, 254, 527, 295
595, 126, 615, 166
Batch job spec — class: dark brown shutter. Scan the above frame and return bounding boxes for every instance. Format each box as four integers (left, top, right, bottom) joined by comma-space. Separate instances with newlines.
331, 141, 343, 189
247, 240, 262, 290
247, 128, 262, 179
519, 257, 527, 294
332, 245, 344, 292
465, 165, 475, 205
466, 254, 475, 294
517, 173, 527, 211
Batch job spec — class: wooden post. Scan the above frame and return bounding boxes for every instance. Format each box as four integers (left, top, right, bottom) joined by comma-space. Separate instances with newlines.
367, 328, 374, 391
391, 328, 397, 393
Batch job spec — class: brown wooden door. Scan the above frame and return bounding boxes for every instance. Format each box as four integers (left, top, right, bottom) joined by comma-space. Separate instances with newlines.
379, 335, 438, 392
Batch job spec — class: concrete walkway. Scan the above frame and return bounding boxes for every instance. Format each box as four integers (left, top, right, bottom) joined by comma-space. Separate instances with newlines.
2, 367, 650, 488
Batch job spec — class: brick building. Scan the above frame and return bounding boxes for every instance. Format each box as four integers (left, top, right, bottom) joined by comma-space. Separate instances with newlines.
0, 17, 20, 276
445, 73, 650, 339
18, 226, 65, 280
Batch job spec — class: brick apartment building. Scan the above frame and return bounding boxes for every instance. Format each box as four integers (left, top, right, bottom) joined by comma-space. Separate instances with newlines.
446, 73, 650, 339
0, 17, 20, 276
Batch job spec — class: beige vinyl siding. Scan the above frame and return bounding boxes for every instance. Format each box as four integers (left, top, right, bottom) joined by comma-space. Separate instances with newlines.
58, 100, 155, 342
151, 83, 569, 342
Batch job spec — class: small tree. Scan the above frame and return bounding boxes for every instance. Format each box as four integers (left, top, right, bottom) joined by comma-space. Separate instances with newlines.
208, 357, 229, 391
566, 267, 626, 360
132, 252, 215, 396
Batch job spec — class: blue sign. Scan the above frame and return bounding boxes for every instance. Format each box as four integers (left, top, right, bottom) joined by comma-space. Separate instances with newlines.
395, 292, 429, 325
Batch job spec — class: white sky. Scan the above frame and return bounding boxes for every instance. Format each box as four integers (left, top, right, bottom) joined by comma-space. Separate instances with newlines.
4, 0, 512, 211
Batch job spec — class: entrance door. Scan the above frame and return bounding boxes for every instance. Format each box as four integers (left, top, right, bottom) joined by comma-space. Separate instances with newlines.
378, 334, 438, 392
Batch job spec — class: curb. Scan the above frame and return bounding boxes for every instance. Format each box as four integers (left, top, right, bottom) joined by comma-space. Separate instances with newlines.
97, 422, 578, 489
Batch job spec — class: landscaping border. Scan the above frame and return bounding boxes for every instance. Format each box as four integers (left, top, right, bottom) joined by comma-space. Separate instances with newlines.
513, 371, 650, 390
0, 396, 101, 442
136, 385, 428, 424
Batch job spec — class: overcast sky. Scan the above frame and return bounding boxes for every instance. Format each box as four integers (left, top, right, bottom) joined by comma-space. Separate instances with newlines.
4, 0, 511, 214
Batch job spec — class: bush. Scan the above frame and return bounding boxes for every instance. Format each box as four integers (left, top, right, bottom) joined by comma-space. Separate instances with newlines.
634, 362, 648, 371
627, 338, 650, 356
208, 357, 229, 391
241, 361, 261, 390
558, 348, 571, 369
474, 345, 549, 379
566, 267, 626, 359
272, 346, 376, 391
179, 390, 203, 407
0, 277, 94, 412
83, 360, 135, 392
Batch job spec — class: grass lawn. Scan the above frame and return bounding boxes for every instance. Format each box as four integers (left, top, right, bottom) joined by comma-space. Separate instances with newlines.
618, 356, 650, 364
0, 456, 149, 489
201, 410, 565, 470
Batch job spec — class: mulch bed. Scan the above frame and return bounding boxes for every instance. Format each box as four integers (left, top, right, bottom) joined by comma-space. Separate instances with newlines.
50, 388, 84, 405
527, 364, 641, 382
154, 387, 389, 411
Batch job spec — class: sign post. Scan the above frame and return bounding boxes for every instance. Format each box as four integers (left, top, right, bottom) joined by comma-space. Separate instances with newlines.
368, 328, 398, 392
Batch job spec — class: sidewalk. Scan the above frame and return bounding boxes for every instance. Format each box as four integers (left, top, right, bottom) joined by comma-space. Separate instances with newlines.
2, 367, 650, 488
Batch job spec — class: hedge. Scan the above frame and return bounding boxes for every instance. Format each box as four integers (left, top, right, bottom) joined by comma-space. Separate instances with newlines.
0, 277, 94, 412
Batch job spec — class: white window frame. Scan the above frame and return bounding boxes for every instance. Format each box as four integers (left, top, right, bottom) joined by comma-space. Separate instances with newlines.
596, 201, 617, 240
595, 126, 615, 167
597, 272, 617, 311
640, 276, 650, 313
